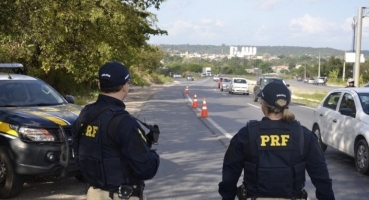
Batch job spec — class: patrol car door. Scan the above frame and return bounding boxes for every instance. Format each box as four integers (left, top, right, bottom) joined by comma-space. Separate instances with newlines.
335, 93, 360, 156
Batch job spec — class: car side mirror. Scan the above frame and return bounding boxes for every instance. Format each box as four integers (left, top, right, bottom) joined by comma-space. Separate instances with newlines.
65, 95, 75, 104
286, 84, 290, 87
339, 107, 356, 118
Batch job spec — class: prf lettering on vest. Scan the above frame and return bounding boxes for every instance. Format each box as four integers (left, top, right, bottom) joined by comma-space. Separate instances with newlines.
260, 135, 290, 146
85, 125, 98, 138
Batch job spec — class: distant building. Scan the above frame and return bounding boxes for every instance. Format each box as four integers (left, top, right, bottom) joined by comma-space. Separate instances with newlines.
229, 46, 257, 58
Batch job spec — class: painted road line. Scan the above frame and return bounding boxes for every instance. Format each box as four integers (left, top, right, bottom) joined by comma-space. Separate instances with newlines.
186, 94, 233, 139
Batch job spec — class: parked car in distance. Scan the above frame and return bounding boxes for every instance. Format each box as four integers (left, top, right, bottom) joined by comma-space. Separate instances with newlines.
312, 88, 369, 174
253, 76, 289, 102
200, 73, 207, 77
229, 77, 249, 95
297, 76, 302, 81
173, 74, 181, 78
186, 74, 194, 81
307, 78, 316, 84
220, 77, 231, 92
213, 75, 220, 82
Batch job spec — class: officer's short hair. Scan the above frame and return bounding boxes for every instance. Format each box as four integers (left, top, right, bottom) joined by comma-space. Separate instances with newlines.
99, 80, 124, 93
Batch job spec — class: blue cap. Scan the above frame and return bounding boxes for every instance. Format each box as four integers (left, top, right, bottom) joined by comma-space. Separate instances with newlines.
99, 61, 130, 87
257, 82, 290, 108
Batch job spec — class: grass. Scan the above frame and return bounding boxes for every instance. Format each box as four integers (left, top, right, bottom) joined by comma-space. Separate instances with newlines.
292, 92, 327, 108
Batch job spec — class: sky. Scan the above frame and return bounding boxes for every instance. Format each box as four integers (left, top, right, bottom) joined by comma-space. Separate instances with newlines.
148, 0, 369, 51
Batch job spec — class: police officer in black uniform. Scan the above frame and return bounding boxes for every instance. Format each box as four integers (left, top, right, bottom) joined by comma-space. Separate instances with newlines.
219, 82, 335, 200
72, 61, 160, 200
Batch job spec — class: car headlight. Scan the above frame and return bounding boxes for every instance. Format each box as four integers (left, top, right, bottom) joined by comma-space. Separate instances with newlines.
17, 126, 57, 142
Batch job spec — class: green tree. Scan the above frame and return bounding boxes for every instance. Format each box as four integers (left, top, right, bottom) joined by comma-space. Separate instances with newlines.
0, 0, 167, 93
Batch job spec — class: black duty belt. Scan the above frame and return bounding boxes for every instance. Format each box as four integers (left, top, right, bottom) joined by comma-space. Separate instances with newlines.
93, 184, 143, 199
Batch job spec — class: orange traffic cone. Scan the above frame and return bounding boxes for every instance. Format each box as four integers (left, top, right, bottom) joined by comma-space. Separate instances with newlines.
185, 86, 189, 94
200, 98, 208, 118
192, 93, 198, 108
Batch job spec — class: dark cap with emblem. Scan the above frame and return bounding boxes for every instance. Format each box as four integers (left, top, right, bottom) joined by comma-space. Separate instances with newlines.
257, 82, 291, 108
99, 61, 130, 87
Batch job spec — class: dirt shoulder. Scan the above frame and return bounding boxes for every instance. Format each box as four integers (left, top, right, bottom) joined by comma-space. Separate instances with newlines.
125, 82, 178, 117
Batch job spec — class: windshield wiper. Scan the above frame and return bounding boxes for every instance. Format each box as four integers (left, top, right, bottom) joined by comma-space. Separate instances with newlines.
0, 104, 18, 107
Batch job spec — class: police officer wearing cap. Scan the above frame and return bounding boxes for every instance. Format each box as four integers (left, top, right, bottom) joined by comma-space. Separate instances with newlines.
72, 61, 159, 200
219, 82, 335, 200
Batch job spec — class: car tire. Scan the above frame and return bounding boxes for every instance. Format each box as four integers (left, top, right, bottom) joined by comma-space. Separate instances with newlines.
312, 125, 327, 152
355, 139, 369, 174
0, 147, 24, 199
246, 93, 249, 95
221, 88, 223, 92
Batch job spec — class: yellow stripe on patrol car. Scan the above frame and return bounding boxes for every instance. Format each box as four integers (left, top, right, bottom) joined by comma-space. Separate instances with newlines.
65, 106, 81, 115
0, 122, 18, 137
23, 111, 68, 126
137, 129, 147, 142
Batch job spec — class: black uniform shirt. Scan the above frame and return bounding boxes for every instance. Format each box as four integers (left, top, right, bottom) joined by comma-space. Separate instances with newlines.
218, 117, 335, 200
72, 94, 160, 182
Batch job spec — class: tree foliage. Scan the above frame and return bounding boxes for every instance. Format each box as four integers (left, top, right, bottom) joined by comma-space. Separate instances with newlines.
0, 0, 167, 94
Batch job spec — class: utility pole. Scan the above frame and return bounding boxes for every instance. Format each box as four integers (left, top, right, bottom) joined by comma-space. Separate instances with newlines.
354, 7, 367, 87
318, 53, 321, 78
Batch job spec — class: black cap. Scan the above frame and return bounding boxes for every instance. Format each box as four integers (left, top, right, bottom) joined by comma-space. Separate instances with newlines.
99, 61, 130, 87
257, 82, 290, 108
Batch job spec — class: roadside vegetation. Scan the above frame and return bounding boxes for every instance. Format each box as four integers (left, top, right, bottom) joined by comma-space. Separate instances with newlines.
292, 92, 327, 108
0, 0, 168, 97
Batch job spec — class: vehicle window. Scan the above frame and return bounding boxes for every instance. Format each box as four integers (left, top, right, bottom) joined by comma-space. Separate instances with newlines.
234, 79, 246, 84
0, 80, 65, 106
223, 78, 230, 82
358, 93, 369, 115
257, 78, 262, 85
322, 92, 341, 110
339, 93, 356, 112
264, 78, 283, 85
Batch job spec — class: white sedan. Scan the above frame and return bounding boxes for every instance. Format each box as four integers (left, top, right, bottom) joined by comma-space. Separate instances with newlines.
312, 88, 369, 174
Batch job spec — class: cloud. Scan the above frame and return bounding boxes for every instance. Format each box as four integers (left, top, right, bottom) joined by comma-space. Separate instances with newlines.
255, 25, 271, 41
289, 14, 336, 34
163, 19, 225, 42
256, 0, 282, 10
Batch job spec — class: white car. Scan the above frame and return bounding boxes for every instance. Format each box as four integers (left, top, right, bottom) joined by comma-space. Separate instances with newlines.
315, 77, 325, 85
220, 77, 231, 92
312, 88, 369, 174
229, 77, 249, 95
213, 75, 220, 82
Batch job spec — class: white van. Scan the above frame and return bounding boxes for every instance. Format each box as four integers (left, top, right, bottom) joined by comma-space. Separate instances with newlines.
229, 77, 249, 95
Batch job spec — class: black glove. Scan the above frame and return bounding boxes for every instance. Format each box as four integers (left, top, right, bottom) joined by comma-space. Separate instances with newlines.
146, 125, 160, 146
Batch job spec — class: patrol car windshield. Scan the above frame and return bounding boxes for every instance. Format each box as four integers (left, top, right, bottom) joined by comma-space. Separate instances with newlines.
0, 80, 66, 107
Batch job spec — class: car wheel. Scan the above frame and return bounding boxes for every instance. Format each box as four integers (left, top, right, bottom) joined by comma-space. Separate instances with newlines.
355, 139, 369, 174
246, 93, 249, 95
0, 147, 24, 199
312, 125, 327, 152
220, 88, 223, 91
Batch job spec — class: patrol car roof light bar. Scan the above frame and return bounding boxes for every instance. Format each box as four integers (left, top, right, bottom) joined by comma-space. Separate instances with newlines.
0, 63, 28, 75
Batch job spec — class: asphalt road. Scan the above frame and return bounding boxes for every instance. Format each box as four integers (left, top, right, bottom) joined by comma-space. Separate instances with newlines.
13, 77, 369, 200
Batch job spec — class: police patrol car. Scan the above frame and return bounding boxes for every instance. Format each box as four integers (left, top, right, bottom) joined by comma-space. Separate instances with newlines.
0, 63, 82, 198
